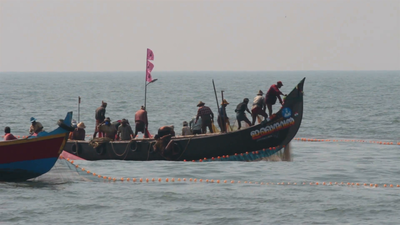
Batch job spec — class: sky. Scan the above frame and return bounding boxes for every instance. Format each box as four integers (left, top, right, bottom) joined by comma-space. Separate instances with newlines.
0, 0, 399, 72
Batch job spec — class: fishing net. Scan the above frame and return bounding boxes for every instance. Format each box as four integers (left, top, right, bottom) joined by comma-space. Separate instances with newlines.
29, 159, 90, 183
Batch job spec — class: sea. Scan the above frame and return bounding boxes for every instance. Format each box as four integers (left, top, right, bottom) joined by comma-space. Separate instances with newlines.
0, 71, 400, 224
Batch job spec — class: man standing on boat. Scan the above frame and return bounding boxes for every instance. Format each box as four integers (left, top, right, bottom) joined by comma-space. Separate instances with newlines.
265, 81, 287, 117
251, 90, 268, 125
134, 106, 149, 138
235, 98, 252, 130
93, 101, 107, 138
117, 119, 134, 140
217, 99, 229, 133
195, 101, 214, 134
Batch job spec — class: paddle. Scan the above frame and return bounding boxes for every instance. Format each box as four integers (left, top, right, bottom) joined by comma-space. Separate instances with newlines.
212, 79, 220, 113
212, 79, 221, 133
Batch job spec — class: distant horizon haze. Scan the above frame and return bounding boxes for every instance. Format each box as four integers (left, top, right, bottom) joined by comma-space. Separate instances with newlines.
1, 0, 399, 72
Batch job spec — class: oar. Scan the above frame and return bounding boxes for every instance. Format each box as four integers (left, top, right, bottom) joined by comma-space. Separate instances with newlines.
212, 79, 221, 133
212, 79, 220, 112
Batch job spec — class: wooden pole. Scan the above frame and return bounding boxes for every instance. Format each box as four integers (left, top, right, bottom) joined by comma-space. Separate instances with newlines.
212, 79, 219, 111
78, 96, 81, 123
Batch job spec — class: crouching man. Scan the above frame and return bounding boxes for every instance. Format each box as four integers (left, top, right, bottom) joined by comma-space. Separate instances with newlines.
153, 126, 177, 157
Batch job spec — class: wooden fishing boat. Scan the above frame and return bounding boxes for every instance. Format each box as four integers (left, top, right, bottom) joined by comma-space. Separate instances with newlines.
64, 78, 305, 161
0, 112, 74, 181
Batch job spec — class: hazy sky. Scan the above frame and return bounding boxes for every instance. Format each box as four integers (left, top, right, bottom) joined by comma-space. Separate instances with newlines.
1, 0, 399, 71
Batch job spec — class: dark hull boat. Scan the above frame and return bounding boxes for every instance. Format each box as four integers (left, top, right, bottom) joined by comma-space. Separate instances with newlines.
64, 78, 305, 161
0, 112, 74, 181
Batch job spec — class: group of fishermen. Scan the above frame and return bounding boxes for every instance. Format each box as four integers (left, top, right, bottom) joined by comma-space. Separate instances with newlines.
3, 117, 46, 140
88, 101, 149, 141
155, 80, 287, 158
188, 81, 287, 134
3, 81, 286, 144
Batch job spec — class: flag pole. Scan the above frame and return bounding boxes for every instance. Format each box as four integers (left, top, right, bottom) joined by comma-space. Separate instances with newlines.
144, 49, 147, 110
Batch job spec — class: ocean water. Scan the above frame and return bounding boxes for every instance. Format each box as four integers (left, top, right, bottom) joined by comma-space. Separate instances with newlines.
1, 71, 400, 224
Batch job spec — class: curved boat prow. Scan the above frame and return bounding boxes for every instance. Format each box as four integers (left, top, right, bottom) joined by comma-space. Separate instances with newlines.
34, 112, 74, 138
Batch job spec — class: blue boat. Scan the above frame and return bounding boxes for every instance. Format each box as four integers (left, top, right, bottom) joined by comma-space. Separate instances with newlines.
0, 112, 74, 181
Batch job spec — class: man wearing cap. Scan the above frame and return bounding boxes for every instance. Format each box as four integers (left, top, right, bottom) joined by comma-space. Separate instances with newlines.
181, 121, 192, 136
251, 90, 269, 125
93, 101, 107, 138
97, 117, 117, 140
217, 99, 230, 133
71, 122, 86, 140
265, 81, 287, 117
195, 101, 214, 134
117, 119, 134, 140
29, 117, 43, 135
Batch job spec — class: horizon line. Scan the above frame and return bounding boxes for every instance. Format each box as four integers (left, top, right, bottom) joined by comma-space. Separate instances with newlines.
1, 70, 399, 73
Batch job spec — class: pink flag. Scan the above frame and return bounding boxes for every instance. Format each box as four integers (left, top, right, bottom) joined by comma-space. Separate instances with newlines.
147, 61, 154, 72
146, 70, 153, 82
147, 48, 154, 61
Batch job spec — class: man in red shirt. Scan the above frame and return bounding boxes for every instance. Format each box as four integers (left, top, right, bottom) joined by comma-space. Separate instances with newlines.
195, 101, 214, 134
265, 81, 287, 117
134, 106, 149, 138
4, 127, 17, 141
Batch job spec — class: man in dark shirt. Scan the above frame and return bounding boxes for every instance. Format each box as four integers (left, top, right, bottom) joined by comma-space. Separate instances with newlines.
93, 101, 107, 138
265, 81, 287, 117
217, 99, 229, 133
153, 125, 176, 157
235, 98, 252, 130
195, 101, 214, 134
117, 119, 134, 140
72, 122, 86, 140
